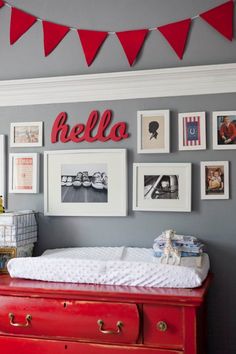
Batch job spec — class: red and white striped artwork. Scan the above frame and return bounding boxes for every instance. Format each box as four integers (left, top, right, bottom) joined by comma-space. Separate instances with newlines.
183, 115, 201, 146
178, 112, 206, 151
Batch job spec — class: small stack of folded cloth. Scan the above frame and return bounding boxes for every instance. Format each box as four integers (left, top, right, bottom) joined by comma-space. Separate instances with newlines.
153, 232, 205, 267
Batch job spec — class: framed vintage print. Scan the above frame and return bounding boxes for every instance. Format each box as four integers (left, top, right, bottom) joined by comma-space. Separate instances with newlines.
137, 110, 170, 153
0, 248, 16, 274
178, 112, 206, 150
9, 153, 39, 194
44, 149, 127, 216
201, 161, 229, 200
133, 163, 191, 212
0, 135, 6, 206
10, 121, 43, 147
212, 111, 236, 150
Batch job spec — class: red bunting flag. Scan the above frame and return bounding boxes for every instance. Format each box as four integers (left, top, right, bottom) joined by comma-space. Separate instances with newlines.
158, 19, 191, 59
0, 1, 5, 9
10, 8, 37, 45
116, 29, 148, 66
43, 21, 70, 56
77, 30, 108, 66
200, 1, 233, 41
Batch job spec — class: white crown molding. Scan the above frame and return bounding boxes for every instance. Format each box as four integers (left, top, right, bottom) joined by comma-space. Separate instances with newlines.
0, 63, 236, 106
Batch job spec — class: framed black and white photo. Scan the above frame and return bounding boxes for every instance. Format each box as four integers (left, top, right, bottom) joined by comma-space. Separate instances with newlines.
212, 111, 236, 150
10, 122, 43, 147
137, 110, 170, 153
0, 135, 6, 206
178, 112, 206, 150
44, 149, 127, 216
201, 161, 229, 200
133, 163, 191, 212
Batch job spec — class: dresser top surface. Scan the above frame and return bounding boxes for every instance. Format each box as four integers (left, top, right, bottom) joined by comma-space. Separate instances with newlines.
0, 274, 211, 305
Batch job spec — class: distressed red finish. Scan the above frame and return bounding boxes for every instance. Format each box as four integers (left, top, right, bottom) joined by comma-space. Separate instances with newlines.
0, 274, 211, 354
51, 110, 129, 143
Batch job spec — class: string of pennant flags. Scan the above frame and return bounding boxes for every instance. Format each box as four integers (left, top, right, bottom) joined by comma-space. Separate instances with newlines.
0, 0, 234, 66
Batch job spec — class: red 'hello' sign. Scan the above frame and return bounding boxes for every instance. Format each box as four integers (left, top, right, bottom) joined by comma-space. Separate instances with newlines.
51, 110, 129, 143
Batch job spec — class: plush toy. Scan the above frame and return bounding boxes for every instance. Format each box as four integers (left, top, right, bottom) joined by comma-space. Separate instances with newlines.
160, 229, 181, 265
0, 195, 5, 214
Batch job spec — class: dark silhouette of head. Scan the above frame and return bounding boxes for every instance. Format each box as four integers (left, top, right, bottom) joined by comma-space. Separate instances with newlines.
149, 121, 159, 140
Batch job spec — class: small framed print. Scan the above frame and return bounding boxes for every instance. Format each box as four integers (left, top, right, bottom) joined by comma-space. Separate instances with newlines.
0, 248, 16, 274
212, 111, 236, 149
133, 163, 191, 212
0, 135, 6, 206
137, 110, 170, 153
178, 112, 206, 150
201, 161, 229, 200
9, 153, 39, 194
10, 122, 43, 147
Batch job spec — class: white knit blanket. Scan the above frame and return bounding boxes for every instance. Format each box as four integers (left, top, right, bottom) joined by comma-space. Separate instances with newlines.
7, 247, 210, 288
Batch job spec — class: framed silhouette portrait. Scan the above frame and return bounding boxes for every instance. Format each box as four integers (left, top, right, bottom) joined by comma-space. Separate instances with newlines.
137, 110, 170, 153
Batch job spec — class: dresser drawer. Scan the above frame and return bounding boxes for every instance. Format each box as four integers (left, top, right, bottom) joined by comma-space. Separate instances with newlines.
0, 296, 140, 344
143, 304, 184, 348
0, 335, 183, 354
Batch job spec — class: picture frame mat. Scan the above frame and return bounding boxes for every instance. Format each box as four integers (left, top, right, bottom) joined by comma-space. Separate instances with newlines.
212, 111, 236, 150
44, 149, 127, 216
0, 135, 6, 206
200, 161, 229, 200
133, 163, 191, 212
10, 121, 43, 147
137, 110, 170, 153
9, 153, 39, 194
178, 112, 206, 151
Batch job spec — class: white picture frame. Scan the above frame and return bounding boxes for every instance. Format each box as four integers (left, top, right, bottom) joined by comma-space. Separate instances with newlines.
178, 112, 206, 151
212, 111, 236, 150
133, 163, 191, 212
137, 110, 170, 153
10, 121, 43, 147
0, 135, 6, 206
44, 149, 127, 216
9, 153, 39, 194
201, 161, 229, 200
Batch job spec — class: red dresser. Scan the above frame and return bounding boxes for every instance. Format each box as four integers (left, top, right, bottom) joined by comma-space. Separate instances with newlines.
0, 274, 211, 354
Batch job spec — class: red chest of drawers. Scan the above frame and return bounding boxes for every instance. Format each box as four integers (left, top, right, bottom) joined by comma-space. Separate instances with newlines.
0, 274, 211, 354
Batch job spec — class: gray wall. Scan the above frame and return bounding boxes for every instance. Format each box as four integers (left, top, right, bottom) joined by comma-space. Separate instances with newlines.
0, 1, 236, 353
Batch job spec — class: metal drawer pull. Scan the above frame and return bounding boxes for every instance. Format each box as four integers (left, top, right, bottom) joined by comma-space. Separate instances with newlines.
156, 321, 168, 332
97, 319, 123, 335
9, 313, 32, 327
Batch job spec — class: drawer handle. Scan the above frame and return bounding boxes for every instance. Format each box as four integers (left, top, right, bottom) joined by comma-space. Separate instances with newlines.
9, 313, 32, 327
156, 321, 168, 332
97, 319, 123, 335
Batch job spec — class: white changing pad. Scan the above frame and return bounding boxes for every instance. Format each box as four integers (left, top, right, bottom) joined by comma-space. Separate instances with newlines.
7, 247, 210, 288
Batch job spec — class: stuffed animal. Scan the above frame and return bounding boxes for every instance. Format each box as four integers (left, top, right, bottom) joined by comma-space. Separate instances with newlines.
160, 229, 181, 265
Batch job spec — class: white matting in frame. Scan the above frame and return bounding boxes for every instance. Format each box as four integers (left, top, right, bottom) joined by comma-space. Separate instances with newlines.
137, 110, 170, 153
44, 149, 127, 216
212, 111, 236, 150
133, 163, 191, 212
201, 161, 229, 200
9, 153, 39, 194
178, 112, 206, 151
0, 135, 6, 206
10, 121, 43, 147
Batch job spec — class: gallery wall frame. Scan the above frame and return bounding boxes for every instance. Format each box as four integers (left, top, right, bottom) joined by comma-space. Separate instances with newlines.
212, 111, 236, 150
0, 135, 6, 206
178, 112, 206, 151
44, 149, 127, 216
10, 121, 43, 147
201, 161, 229, 200
9, 153, 39, 194
133, 163, 192, 212
137, 110, 170, 154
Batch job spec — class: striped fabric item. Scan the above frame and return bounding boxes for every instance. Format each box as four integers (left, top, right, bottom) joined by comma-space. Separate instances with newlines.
183, 115, 201, 146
